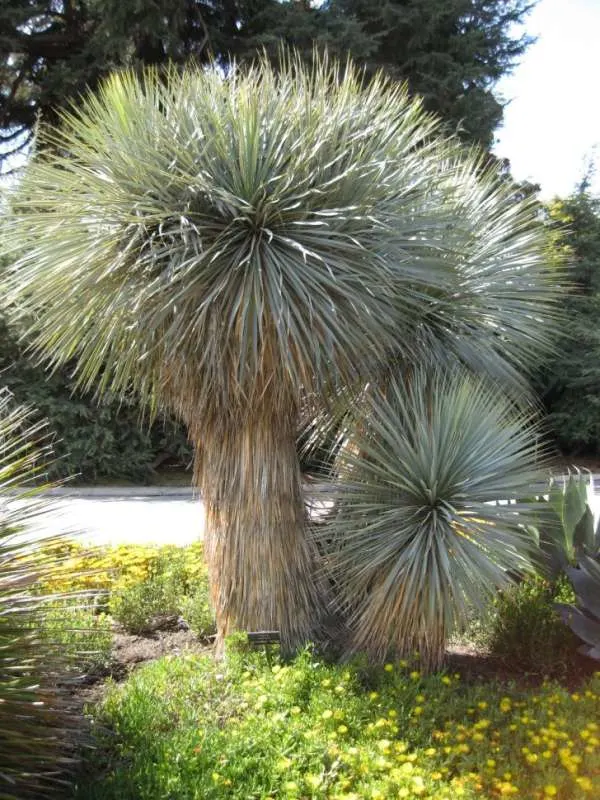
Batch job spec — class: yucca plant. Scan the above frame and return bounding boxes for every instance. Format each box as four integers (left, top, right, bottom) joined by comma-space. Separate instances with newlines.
321, 370, 550, 671
4, 53, 559, 652
0, 389, 83, 798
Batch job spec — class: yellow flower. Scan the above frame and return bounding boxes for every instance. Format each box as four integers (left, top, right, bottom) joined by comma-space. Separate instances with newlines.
337, 725, 348, 734
410, 671, 421, 680
441, 676, 452, 685
322, 709, 333, 719
384, 663, 394, 672
576, 776, 593, 792
544, 786, 558, 797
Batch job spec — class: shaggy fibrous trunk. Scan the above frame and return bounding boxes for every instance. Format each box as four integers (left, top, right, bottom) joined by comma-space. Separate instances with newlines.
194, 405, 325, 654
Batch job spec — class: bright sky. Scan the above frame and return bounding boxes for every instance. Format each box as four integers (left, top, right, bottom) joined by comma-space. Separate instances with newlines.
494, 0, 600, 199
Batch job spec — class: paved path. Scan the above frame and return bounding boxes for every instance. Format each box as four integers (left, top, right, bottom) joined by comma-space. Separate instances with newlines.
14, 486, 333, 547
34, 494, 205, 546
10, 477, 600, 548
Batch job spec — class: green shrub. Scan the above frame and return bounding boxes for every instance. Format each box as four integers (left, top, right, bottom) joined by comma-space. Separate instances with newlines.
108, 545, 214, 636
179, 588, 216, 639
109, 575, 184, 634
488, 576, 578, 674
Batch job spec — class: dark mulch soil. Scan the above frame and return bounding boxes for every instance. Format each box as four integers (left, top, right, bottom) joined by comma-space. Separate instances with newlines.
112, 628, 210, 672
446, 642, 598, 690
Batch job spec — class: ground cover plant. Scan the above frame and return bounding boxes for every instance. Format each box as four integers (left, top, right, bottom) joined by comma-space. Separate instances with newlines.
74, 642, 600, 800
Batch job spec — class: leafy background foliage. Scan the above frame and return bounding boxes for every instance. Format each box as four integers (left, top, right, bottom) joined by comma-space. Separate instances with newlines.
0, 316, 192, 483
0, 0, 534, 173
535, 186, 600, 460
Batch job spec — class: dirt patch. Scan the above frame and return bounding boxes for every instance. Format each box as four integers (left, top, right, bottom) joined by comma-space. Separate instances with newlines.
72, 630, 598, 710
445, 642, 598, 689
112, 628, 211, 671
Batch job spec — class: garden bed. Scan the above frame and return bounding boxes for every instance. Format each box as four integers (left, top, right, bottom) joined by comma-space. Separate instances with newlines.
35, 540, 599, 799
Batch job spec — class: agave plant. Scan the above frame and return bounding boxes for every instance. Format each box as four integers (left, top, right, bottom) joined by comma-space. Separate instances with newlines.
558, 552, 600, 661
0, 388, 83, 798
321, 370, 550, 670
537, 472, 600, 661
4, 53, 559, 651
532, 471, 599, 576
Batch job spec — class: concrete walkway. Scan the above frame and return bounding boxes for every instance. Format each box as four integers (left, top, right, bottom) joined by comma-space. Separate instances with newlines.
14, 484, 334, 547
37, 495, 204, 546
9, 475, 600, 549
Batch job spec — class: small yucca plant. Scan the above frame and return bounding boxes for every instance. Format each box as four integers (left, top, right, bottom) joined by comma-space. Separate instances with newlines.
322, 370, 550, 671
0, 389, 83, 798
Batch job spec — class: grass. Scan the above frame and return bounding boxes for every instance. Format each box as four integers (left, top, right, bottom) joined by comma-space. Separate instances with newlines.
73, 640, 600, 800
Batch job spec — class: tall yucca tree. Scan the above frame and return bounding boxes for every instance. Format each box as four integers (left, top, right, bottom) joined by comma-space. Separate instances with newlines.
403, 154, 560, 392
3, 54, 558, 650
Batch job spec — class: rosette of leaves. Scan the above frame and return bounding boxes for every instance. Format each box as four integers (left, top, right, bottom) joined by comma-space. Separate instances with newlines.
557, 554, 600, 661
321, 369, 550, 671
